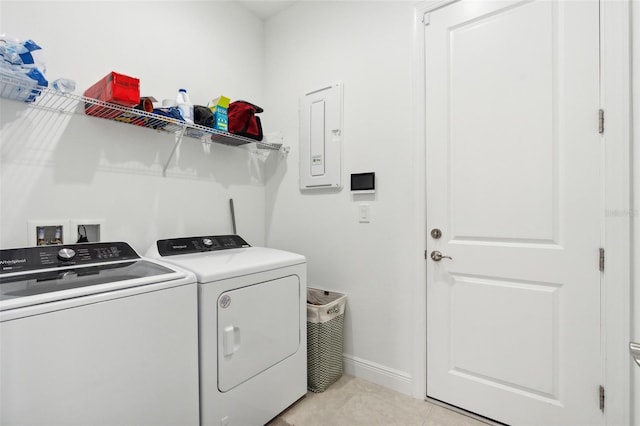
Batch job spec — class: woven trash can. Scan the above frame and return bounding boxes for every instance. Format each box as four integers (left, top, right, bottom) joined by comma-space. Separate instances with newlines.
306, 288, 346, 393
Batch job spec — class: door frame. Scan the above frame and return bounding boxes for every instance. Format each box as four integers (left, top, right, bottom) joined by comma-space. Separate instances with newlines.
411, 0, 632, 423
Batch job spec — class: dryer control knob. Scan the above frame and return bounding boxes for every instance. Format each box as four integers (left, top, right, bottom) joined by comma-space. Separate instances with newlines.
58, 248, 76, 261
202, 238, 213, 247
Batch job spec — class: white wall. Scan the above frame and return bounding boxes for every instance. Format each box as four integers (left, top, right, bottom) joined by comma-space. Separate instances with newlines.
0, 1, 269, 252
263, 1, 422, 394
0, 0, 428, 399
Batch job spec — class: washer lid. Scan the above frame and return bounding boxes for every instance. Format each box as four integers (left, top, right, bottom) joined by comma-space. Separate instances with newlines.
1, 260, 175, 299
0, 242, 190, 311
152, 246, 306, 283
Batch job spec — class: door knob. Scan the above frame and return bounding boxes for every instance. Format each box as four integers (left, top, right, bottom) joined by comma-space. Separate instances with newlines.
430, 251, 452, 261
631, 342, 640, 367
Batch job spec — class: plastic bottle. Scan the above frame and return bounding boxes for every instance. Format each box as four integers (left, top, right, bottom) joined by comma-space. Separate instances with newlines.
175, 88, 194, 124
52, 78, 76, 93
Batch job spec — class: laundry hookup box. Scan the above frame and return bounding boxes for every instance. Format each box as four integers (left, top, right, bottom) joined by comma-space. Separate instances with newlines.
84, 71, 140, 118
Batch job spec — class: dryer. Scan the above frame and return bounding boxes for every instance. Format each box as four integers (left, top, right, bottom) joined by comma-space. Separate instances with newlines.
146, 235, 307, 426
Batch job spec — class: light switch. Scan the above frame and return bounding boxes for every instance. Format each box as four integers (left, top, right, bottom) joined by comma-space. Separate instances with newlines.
358, 205, 370, 223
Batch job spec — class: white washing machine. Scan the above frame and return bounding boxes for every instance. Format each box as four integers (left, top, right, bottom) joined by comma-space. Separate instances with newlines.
146, 235, 307, 426
0, 241, 199, 426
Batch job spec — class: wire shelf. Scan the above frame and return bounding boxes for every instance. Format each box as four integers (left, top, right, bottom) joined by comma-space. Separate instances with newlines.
0, 73, 284, 152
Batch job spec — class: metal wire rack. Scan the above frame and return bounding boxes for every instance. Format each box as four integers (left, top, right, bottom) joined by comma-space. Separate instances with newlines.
0, 73, 285, 175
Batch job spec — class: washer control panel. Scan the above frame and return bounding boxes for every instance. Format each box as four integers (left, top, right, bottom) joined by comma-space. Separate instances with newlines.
0, 242, 139, 274
156, 235, 251, 257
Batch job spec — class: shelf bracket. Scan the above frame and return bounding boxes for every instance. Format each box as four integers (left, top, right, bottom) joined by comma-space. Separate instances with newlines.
163, 126, 187, 177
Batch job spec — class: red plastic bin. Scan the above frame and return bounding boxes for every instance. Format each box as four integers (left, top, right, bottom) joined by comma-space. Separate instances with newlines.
84, 71, 140, 117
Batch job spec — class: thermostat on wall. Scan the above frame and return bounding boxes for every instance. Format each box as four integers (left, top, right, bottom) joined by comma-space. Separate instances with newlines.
350, 172, 375, 193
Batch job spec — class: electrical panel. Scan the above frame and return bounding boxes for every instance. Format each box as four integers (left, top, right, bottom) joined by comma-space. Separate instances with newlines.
299, 82, 343, 190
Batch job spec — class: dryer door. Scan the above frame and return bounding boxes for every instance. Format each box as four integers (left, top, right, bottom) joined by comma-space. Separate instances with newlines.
217, 275, 300, 392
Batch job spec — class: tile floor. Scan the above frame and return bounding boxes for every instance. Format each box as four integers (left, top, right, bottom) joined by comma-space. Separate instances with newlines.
267, 375, 489, 426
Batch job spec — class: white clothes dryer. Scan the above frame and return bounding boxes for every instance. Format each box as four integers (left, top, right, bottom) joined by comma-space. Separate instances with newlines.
146, 235, 307, 426
0, 241, 199, 426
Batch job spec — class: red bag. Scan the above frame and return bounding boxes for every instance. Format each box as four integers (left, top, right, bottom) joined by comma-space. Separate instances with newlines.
228, 101, 264, 141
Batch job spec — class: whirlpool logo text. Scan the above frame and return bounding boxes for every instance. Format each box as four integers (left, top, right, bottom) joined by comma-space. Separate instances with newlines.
0, 258, 27, 266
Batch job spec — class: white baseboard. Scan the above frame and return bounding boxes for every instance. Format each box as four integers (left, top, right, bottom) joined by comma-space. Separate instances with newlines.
342, 353, 413, 396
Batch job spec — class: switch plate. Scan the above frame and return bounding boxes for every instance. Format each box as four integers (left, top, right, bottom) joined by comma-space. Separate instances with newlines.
358, 205, 370, 223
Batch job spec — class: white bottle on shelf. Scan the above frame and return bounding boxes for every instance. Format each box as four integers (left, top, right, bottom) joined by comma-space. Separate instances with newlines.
176, 88, 194, 124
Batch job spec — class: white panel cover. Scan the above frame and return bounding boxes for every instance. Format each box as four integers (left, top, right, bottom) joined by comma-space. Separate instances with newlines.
299, 82, 343, 189
217, 275, 300, 392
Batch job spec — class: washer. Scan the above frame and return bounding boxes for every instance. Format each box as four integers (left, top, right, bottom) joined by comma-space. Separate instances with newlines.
0, 242, 199, 426
146, 235, 307, 426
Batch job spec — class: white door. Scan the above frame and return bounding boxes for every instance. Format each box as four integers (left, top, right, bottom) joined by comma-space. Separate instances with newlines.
425, 1, 602, 425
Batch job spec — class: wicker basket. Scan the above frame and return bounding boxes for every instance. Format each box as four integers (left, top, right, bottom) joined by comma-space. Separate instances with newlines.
307, 288, 346, 393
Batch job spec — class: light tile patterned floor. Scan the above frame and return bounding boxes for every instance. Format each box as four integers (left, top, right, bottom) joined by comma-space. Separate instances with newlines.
268, 375, 489, 426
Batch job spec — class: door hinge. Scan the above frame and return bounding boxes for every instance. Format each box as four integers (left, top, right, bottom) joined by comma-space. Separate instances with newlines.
599, 248, 605, 272
424, 249, 428, 260
599, 385, 605, 412
598, 109, 605, 134
423, 12, 430, 26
